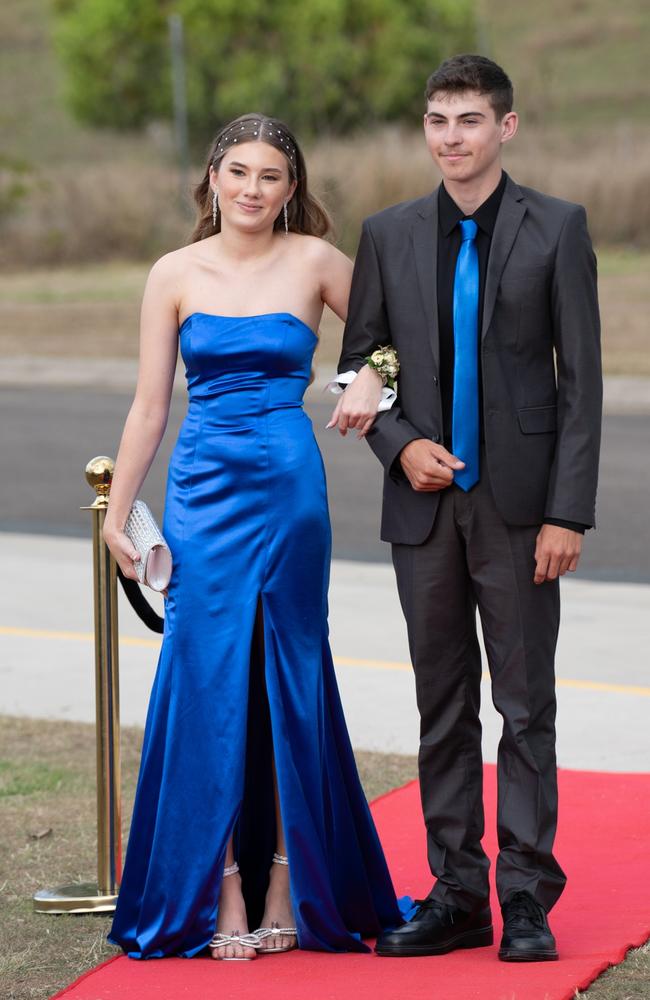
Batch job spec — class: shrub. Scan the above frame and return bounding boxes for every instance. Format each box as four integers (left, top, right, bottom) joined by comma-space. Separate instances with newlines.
54, 0, 475, 144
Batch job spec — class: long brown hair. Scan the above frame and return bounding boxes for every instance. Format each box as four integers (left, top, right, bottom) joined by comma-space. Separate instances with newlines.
192, 113, 331, 242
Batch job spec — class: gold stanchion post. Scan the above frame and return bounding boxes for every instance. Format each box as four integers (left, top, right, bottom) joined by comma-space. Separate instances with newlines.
33, 456, 122, 913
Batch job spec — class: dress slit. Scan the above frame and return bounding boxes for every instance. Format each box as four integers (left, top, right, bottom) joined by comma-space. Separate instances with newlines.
235, 595, 281, 931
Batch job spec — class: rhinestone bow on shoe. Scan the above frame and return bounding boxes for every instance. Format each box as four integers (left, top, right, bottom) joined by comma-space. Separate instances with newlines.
253, 853, 298, 954
210, 861, 261, 961
209, 929, 262, 960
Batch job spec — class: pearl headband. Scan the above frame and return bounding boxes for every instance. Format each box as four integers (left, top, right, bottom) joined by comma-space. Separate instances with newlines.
214, 120, 297, 169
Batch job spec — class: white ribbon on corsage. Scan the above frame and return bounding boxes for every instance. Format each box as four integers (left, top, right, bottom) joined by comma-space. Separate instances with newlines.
325, 370, 397, 411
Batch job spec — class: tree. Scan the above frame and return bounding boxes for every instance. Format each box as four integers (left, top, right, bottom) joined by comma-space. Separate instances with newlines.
55, 0, 475, 144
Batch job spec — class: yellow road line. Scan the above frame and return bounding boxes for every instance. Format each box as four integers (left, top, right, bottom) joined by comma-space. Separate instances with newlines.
2, 625, 648, 697
0, 625, 157, 649
336, 656, 650, 697
555, 677, 650, 696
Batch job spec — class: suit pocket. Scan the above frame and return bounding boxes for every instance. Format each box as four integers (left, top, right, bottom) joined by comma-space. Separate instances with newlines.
517, 404, 557, 434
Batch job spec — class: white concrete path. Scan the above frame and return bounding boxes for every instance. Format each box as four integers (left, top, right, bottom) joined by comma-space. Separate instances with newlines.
1, 533, 648, 773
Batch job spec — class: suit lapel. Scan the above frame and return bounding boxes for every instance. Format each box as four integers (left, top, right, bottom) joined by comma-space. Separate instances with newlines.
482, 175, 526, 338
411, 191, 440, 369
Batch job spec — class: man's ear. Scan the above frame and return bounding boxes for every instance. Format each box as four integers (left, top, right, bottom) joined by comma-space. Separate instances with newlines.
501, 112, 518, 145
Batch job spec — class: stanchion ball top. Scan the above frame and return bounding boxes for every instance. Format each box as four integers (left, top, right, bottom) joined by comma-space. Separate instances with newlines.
85, 456, 115, 498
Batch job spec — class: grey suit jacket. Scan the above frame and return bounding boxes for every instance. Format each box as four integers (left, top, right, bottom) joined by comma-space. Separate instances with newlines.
338, 175, 602, 545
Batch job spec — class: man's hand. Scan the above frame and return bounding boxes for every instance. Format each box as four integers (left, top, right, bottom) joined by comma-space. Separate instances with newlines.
534, 524, 582, 584
326, 365, 383, 439
400, 439, 465, 491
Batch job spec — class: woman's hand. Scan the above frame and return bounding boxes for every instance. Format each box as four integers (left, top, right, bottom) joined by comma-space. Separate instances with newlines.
103, 522, 141, 581
326, 365, 383, 438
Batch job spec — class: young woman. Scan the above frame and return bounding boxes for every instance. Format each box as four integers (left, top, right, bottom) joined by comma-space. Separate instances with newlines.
103, 113, 400, 961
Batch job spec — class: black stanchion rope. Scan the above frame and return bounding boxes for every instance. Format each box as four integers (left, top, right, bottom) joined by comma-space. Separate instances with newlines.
116, 566, 165, 634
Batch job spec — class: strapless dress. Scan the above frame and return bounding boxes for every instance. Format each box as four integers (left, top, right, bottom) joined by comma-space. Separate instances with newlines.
108, 313, 401, 957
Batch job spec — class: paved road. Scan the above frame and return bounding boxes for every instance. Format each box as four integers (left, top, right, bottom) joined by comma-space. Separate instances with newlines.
1, 385, 648, 582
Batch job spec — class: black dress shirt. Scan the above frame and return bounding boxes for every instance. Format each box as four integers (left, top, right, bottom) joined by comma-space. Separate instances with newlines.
436, 173, 586, 534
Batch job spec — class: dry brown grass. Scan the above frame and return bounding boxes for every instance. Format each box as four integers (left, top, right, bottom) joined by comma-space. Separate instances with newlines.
0, 162, 191, 270
2, 125, 648, 377
2, 125, 650, 272
483, 0, 650, 129
309, 125, 650, 252
2, 0, 649, 273
0, 249, 646, 376
501, 127, 650, 248
597, 251, 650, 375
0, 263, 148, 360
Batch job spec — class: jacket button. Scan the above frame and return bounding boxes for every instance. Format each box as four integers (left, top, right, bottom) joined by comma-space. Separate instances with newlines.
433, 376, 439, 385
432, 433, 441, 443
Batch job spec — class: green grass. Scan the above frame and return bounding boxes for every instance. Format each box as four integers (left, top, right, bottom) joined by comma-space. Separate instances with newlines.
0, 760, 72, 799
0, 262, 150, 305
597, 248, 650, 277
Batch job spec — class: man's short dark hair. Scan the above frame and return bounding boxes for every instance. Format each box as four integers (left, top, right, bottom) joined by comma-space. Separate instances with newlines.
425, 54, 513, 119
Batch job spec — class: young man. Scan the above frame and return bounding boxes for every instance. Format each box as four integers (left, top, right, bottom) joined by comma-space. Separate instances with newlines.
335, 54, 602, 961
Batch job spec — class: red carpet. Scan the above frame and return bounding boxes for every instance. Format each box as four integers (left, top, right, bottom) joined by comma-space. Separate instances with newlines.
53, 766, 650, 1000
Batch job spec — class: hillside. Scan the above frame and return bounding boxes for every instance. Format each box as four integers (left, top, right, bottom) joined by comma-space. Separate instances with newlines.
2, 0, 649, 164
0, 0, 154, 165
484, 0, 650, 125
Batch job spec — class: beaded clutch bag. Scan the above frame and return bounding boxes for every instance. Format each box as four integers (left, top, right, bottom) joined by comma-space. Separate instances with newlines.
123, 500, 172, 592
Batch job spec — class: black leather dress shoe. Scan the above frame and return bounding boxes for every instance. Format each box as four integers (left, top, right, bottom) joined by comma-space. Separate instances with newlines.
499, 890, 558, 962
375, 897, 493, 957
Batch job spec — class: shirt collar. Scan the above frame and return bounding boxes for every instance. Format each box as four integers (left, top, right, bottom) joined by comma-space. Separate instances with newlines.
438, 171, 507, 237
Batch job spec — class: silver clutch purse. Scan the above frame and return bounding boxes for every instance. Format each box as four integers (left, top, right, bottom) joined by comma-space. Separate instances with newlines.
123, 499, 172, 592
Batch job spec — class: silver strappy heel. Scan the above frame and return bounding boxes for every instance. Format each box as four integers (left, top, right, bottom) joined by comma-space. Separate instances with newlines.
253, 853, 298, 954
209, 862, 261, 961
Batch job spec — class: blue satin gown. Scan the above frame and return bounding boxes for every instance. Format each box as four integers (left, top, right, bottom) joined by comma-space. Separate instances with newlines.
108, 312, 401, 958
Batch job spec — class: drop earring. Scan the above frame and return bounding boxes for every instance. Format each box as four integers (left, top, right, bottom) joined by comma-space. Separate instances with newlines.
212, 189, 219, 227
283, 200, 289, 235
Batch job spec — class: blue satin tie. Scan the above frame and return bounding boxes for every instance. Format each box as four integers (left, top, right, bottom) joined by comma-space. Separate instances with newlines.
452, 218, 480, 491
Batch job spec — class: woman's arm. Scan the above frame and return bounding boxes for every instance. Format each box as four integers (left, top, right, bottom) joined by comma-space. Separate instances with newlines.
318, 241, 354, 323
102, 255, 180, 580
318, 241, 383, 439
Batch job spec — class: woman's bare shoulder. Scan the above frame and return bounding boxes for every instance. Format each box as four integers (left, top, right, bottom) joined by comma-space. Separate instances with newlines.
289, 233, 351, 267
144, 243, 211, 308
147, 243, 200, 281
